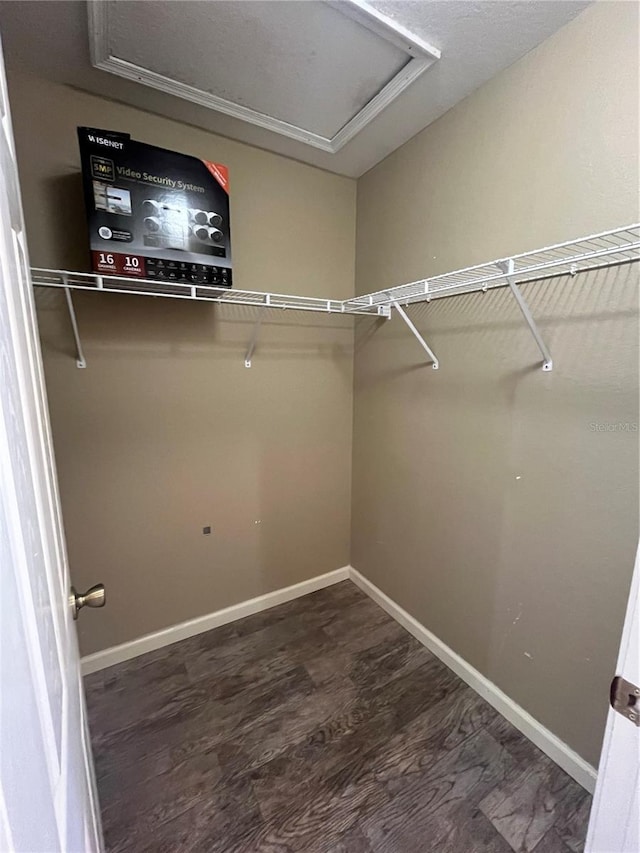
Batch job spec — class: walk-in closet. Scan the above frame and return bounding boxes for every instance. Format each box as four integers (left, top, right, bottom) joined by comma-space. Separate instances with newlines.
0, 2, 638, 851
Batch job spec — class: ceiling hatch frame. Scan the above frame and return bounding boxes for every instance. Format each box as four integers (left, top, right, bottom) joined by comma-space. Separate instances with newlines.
87, 0, 441, 154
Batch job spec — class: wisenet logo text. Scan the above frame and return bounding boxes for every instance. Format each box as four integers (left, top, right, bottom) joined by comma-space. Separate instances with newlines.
87, 134, 124, 150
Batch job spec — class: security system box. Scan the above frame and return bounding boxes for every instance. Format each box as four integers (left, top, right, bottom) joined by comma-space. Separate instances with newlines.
77, 127, 232, 288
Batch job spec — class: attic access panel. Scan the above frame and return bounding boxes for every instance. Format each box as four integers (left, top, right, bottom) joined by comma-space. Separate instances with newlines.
88, 0, 440, 153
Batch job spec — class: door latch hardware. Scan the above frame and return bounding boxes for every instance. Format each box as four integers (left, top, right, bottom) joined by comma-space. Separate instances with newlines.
610, 675, 640, 726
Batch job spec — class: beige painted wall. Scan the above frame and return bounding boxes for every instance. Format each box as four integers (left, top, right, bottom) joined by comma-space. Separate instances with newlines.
7, 72, 356, 656
353, 1, 639, 766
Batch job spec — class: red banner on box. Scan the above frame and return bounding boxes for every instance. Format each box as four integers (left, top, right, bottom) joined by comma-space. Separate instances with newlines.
202, 161, 229, 193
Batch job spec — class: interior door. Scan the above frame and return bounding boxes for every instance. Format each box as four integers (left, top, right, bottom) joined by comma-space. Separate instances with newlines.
585, 542, 640, 853
0, 36, 102, 853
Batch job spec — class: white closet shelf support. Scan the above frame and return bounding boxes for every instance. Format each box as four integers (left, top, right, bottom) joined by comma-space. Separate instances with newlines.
499, 259, 553, 371
63, 280, 86, 369
391, 298, 439, 369
30, 269, 389, 368
31, 223, 639, 370
244, 314, 264, 368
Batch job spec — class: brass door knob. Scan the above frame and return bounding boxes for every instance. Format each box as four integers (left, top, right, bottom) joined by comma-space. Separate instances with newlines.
70, 584, 106, 620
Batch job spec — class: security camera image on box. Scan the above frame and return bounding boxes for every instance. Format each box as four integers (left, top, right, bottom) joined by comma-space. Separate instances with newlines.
78, 128, 232, 288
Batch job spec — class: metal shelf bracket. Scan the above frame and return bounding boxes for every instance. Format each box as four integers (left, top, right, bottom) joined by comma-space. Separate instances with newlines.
63, 279, 86, 369
244, 314, 264, 368
391, 298, 439, 369
499, 260, 553, 371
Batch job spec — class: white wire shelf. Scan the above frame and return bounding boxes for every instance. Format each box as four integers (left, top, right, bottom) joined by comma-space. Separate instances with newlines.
30, 269, 389, 317
343, 224, 640, 311
31, 223, 640, 371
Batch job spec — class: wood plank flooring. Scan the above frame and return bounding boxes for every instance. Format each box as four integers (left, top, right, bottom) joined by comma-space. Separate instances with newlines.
84, 581, 592, 853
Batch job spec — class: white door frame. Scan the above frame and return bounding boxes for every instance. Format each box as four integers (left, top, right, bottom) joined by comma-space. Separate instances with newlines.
0, 33, 102, 852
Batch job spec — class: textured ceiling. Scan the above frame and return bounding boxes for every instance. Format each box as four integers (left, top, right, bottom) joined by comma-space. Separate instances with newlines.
0, 1, 591, 177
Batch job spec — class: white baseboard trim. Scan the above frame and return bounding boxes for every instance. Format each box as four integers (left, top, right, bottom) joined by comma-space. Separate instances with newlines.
348, 566, 597, 794
81, 566, 350, 676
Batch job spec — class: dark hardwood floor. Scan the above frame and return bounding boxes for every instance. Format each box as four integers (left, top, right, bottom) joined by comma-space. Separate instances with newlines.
84, 581, 591, 852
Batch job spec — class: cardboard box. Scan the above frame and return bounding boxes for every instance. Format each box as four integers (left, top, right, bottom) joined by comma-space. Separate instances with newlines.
77, 127, 232, 288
